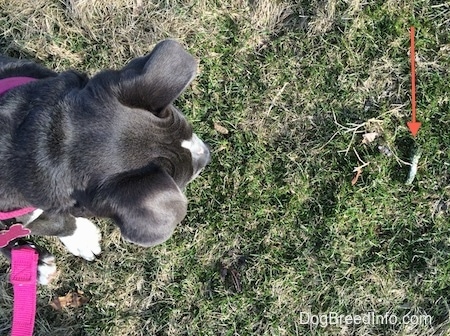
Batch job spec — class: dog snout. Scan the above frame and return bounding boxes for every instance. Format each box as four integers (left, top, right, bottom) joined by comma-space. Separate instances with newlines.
194, 138, 211, 169
200, 140, 211, 160
202, 142, 211, 165
206, 143, 211, 164
181, 133, 211, 170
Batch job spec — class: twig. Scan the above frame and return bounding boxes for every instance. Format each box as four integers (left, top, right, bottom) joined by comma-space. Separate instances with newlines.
353, 148, 368, 167
266, 82, 288, 116
351, 148, 370, 185
333, 113, 384, 155
318, 130, 339, 151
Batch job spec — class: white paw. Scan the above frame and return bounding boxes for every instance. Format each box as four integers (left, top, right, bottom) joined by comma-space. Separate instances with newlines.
38, 255, 57, 285
59, 218, 101, 261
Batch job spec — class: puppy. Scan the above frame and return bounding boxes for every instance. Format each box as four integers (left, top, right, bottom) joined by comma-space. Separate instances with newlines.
0, 40, 210, 284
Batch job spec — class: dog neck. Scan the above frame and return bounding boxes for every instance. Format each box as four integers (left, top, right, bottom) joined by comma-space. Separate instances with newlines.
0, 76, 38, 221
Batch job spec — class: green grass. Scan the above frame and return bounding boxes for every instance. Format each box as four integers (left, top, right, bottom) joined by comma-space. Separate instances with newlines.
1, 0, 449, 335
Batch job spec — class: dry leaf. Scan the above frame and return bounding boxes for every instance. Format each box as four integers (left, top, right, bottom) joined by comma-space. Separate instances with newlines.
362, 132, 379, 144
50, 290, 89, 310
351, 168, 362, 185
214, 122, 229, 135
351, 162, 370, 186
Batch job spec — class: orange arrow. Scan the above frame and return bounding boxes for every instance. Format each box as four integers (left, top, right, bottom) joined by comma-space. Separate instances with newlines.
407, 26, 421, 137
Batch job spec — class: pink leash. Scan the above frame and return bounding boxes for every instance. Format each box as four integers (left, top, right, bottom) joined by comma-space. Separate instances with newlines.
10, 247, 39, 336
0, 76, 39, 336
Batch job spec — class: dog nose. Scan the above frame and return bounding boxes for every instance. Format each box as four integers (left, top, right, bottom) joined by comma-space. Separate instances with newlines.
197, 141, 211, 168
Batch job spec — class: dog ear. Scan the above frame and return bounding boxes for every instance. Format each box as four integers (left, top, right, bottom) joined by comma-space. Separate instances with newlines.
85, 165, 187, 247
118, 39, 197, 114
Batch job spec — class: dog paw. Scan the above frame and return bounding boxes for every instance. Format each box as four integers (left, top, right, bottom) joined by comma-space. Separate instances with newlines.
38, 255, 57, 285
59, 218, 101, 261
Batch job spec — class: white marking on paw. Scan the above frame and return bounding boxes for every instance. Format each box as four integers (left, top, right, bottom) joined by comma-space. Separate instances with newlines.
38, 255, 57, 285
59, 217, 101, 261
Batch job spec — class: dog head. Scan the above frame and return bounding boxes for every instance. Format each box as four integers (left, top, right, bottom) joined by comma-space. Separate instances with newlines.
74, 40, 210, 247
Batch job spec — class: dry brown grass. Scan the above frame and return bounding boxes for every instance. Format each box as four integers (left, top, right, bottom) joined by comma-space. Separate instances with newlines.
0, 0, 293, 70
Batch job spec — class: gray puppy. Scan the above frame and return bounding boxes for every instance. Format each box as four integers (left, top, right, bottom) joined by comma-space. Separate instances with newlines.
0, 40, 210, 284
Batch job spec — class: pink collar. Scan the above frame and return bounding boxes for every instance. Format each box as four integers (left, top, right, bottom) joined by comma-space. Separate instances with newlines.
0, 207, 37, 221
0, 76, 37, 96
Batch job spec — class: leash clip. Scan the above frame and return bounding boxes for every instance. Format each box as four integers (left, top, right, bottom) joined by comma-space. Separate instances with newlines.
12, 239, 37, 250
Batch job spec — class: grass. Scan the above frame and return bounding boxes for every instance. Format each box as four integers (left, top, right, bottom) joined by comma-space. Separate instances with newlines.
0, 0, 449, 335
